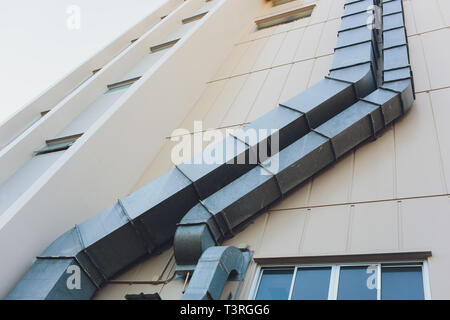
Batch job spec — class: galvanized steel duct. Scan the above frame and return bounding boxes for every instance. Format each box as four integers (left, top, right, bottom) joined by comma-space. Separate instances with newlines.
175, 0, 415, 299
182, 246, 251, 300
7, 0, 414, 300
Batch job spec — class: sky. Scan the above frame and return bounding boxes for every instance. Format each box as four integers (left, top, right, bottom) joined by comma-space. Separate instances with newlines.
0, 0, 168, 124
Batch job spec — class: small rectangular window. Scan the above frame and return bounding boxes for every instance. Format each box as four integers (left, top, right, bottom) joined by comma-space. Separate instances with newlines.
272, 0, 296, 6
34, 133, 83, 156
255, 4, 315, 30
150, 39, 179, 53
182, 11, 208, 24
40, 110, 50, 117
106, 77, 141, 93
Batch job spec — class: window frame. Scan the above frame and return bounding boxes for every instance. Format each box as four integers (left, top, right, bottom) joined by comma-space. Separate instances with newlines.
249, 260, 431, 300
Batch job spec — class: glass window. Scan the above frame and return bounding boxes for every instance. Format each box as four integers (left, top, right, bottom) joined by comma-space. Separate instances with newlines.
337, 266, 378, 300
381, 266, 424, 300
252, 261, 428, 300
291, 267, 331, 300
255, 269, 294, 300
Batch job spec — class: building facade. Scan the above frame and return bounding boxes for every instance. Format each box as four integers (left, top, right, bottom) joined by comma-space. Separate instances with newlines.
1, 0, 450, 300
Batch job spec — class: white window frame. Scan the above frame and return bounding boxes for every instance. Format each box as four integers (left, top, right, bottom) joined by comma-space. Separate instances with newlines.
248, 260, 431, 300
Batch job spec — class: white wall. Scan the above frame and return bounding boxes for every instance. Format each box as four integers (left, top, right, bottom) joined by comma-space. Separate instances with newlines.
0, 0, 262, 299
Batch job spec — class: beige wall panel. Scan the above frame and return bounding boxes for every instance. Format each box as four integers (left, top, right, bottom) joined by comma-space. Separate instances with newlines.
301, 205, 350, 255
252, 33, 287, 72
203, 75, 248, 129
294, 22, 324, 62
178, 80, 227, 133
232, 37, 269, 76
352, 126, 396, 202
221, 70, 269, 127
273, 27, 306, 67
403, 0, 418, 36
124, 249, 173, 282
279, 59, 315, 102
240, 23, 278, 44
349, 201, 399, 252
408, 35, 431, 93
430, 88, 450, 191
427, 254, 450, 300
401, 197, 450, 251
275, 15, 310, 34
420, 28, 450, 90
237, 261, 259, 300
309, 0, 333, 25
245, 64, 291, 122
159, 279, 185, 300
410, 0, 445, 34
258, 209, 307, 257
223, 212, 268, 253
132, 139, 177, 191
133, 128, 235, 192
213, 42, 251, 81
269, 180, 311, 210
400, 196, 450, 299
328, 0, 346, 20
437, 0, 450, 27
308, 152, 353, 206
395, 93, 445, 198
316, 18, 340, 57
308, 54, 333, 86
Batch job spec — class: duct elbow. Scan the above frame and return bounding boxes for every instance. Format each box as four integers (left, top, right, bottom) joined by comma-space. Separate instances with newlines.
174, 224, 216, 273
182, 246, 251, 300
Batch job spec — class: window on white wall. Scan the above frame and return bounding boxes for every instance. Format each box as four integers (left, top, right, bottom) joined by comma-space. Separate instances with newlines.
251, 262, 430, 300
255, 4, 315, 30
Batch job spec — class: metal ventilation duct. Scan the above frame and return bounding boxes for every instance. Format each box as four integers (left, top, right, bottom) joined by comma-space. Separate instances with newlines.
182, 246, 251, 300
173, 0, 415, 295
7, 0, 414, 300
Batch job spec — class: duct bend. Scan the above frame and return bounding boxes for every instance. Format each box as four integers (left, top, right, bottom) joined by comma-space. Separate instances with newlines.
7, 169, 199, 300
182, 246, 251, 300
174, 0, 388, 270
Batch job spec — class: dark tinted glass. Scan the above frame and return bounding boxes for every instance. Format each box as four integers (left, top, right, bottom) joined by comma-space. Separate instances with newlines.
381, 266, 424, 300
255, 269, 294, 300
291, 267, 331, 300
337, 266, 377, 300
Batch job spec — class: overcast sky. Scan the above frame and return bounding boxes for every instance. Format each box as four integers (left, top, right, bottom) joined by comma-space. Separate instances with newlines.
0, 0, 167, 124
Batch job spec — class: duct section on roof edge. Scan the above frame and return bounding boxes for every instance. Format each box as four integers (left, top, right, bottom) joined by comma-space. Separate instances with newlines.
182, 246, 251, 300
7, 0, 414, 300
